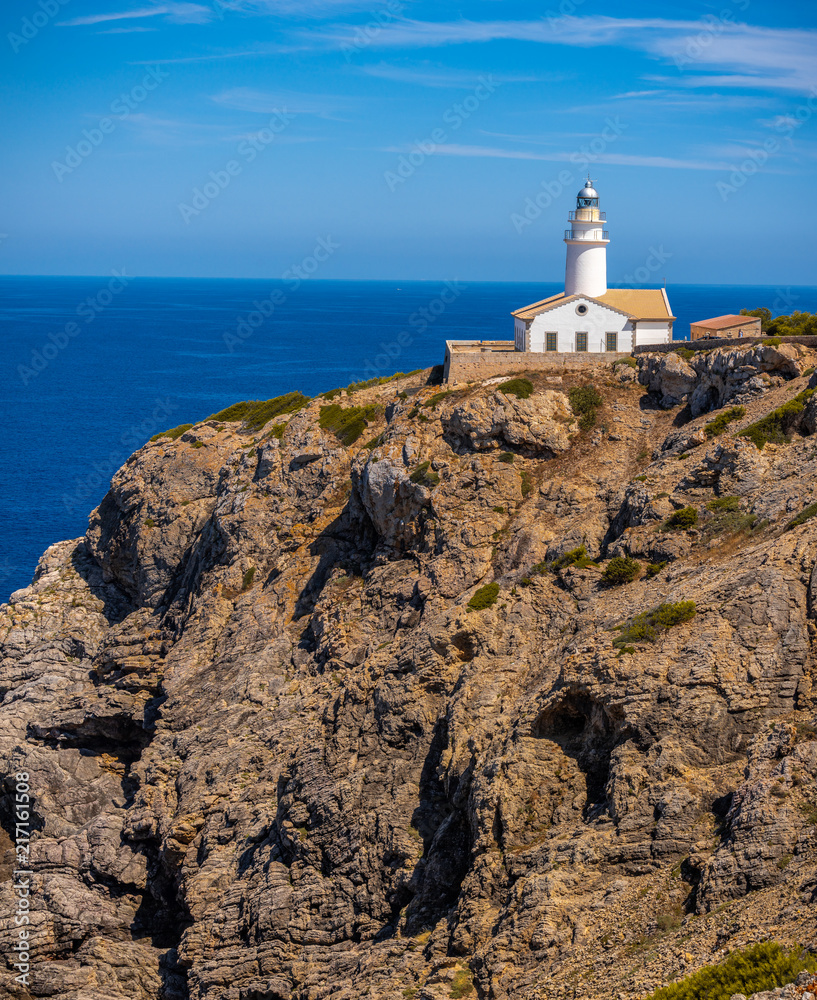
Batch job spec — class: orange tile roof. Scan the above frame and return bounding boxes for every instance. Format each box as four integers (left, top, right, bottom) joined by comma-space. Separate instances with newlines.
511, 292, 566, 319
692, 314, 760, 330
511, 288, 675, 322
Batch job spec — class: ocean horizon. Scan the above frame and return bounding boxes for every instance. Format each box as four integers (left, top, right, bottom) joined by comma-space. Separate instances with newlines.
2, 275, 816, 603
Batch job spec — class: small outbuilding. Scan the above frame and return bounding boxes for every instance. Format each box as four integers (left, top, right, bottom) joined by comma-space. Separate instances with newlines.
690, 314, 762, 341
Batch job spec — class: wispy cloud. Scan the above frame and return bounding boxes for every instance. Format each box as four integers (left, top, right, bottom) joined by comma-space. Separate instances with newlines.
210, 87, 351, 119
59, 3, 213, 26
305, 17, 817, 95
209, 0, 396, 16
359, 61, 562, 88
99, 25, 159, 33
388, 142, 739, 171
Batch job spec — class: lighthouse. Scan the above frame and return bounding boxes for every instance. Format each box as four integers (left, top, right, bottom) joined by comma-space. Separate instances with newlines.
564, 177, 609, 298
506, 176, 674, 356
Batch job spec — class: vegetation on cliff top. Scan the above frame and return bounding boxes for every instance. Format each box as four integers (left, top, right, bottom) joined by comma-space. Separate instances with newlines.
742, 307, 817, 338
210, 392, 310, 430
151, 423, 193, 442
643, 941, 817, 1000
319, 403, 380, 446
498, 377, 533, 399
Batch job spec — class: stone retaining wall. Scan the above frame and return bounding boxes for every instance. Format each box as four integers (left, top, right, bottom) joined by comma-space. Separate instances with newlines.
444, 342, 624, 382
633, 336, 817, 355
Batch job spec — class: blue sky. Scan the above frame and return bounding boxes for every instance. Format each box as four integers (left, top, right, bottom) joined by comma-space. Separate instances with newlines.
1, 0, 816, 283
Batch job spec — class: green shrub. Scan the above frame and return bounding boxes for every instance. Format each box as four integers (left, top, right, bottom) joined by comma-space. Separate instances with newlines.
192, 440, 205, 449
602, 556, 640, 586
498, 378, 534, 399
646, 562, 667, 579
764, 336, 782, 346
520, 470, 533, 497
449, 967, 476, 998
787, 502, 817, 531
143, 517, 156, 528
673, 347, 695, 361
242, 567, 256, 591
550, 545, 593, 572
424, 390, 453, 409
319, 403, 380, 447
704, 406, 746, 438
498, 451, 515, 463
268, 423, 286, 440
151, 423, 193, 442
614, 356, 637, 369
804, 367, 815, 377
363, 433, 384, 451
740, 389, 814, 450
409, 461, 440, 488
321, 387, 343, 400
643, 940, 817, 1000
468, 582, 499, 611
568, 385, 603, 431
210, 392, 309, 431
707, 508, 759, 538
663, 507, 698, 530
614, 601, 696, 647
707, 495, 740, 512
344, 370, 422, 394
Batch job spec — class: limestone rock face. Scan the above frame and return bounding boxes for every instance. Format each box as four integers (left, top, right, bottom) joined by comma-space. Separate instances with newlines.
2, 365, 817, 1000
443, 389, 577, 453
638, 342, 817, 417
638, 351, 697, 407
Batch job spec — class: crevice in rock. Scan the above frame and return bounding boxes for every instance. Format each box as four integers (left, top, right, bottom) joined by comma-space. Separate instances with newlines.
533, 693, 635, 819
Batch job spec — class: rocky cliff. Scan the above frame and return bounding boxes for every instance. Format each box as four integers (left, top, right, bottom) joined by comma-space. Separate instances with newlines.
2, 345, 817, 1000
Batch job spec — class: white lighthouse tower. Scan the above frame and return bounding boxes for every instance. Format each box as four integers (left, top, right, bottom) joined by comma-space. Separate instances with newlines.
564, 177, 609, 298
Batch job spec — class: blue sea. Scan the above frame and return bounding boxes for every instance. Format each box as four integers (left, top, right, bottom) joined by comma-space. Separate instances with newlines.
2, 276, 816, 603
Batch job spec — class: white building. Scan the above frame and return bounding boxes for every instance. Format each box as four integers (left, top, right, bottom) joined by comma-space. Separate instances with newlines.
512, 179, 674, 353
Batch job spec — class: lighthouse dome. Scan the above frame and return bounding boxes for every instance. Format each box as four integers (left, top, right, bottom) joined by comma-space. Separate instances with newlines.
578, 181, 598, 199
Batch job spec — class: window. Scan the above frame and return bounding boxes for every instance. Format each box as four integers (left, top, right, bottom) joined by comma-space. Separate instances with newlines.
576, 303, 588, 316
605, 331, 618, 352
576, 331, 588, 352
546, 331, 558, 352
